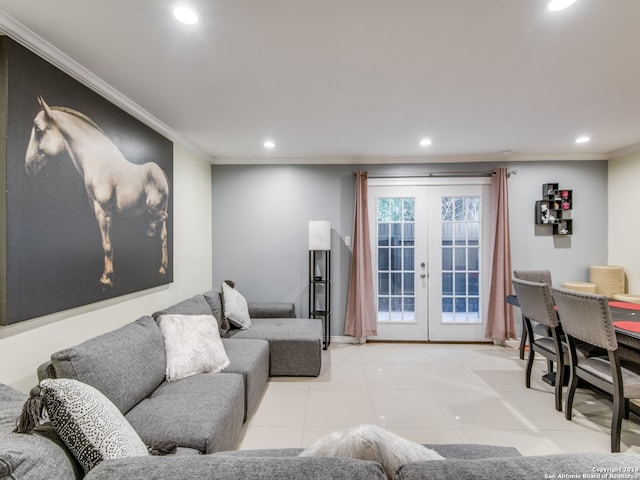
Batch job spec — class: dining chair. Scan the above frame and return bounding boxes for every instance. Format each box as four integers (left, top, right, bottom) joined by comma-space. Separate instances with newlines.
513, 270, 553, 360
512, 278, 565, 411
551, 287, 640, 452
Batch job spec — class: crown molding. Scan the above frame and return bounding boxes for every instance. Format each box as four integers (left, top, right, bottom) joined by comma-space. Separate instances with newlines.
0, 9, 212, 162
608, 143, 640, 161
211, 151, 610, 165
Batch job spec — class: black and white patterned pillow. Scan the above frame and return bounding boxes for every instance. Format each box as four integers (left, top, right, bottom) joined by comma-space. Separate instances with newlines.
40, 378, 148, 473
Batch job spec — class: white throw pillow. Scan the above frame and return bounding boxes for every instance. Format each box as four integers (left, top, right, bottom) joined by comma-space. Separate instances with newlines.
221, 281, 251, 329
157, 313, 230, 382
300, 424, 444, 479
40, 378, 149, 473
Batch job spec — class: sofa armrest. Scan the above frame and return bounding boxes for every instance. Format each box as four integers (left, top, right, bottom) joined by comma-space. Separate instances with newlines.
85, 453, 387, 480
248, 303, 295, 318
37, 361, 56, 380
395, 453, 640, 480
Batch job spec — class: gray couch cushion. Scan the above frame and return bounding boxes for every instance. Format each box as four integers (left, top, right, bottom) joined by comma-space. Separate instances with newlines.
50, 316, 167, 414
227, 318, 322, 376
221, 338, 270, 420
125, 372, 245, 454
153, 294, 213, 319
0, 430, 82, 480
424, 444, 520, 459
203, 289, 230, 336
248, 303, 295, 318
394, 453, 640, 480
85, 454, 387, 480
0, 384, 26, 432
217, 444, 520, 460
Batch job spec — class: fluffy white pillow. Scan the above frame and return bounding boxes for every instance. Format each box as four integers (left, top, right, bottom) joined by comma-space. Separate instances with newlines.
40, 378, 149, 473
157, 313, 230, 382
221, 281, 251, 329
300, 424, 444, 479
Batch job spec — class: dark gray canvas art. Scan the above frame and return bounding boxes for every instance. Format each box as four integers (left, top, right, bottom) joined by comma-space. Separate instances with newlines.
0, 36, 173, 325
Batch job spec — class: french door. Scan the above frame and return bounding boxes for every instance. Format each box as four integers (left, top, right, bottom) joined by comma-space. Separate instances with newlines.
368, 178, 491, 341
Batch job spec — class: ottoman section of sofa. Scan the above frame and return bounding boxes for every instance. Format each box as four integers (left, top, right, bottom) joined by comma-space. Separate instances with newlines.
125, 372, 245, 454
227, 318, 322, 376
221, 338, 269, 421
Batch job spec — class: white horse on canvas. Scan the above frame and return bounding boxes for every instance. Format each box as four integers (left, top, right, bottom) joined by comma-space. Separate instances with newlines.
25, 96, 169, 288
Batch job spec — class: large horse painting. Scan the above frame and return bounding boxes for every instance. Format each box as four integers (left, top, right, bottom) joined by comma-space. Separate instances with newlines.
25, 97, 170, 289
0, 36, 173, 325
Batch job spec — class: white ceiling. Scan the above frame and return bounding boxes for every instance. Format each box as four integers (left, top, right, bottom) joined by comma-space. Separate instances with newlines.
0, 0, 639, 164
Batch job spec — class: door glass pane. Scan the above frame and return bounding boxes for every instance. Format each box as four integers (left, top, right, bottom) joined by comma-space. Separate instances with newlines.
442, 222, 452, 245
442, 197, 453, 221
404, 273, 415, 295
442, 248, 452, 271
378, 249, 389, 270
442, 272, 453, 295
378, 223, 389, 246
454, 248, 466, 270
404, 223, 415, 245
391, 248, 402, 270
379, 273, 389, 295
391, 223, 402, 245
391, 272, 402, 295
403, 248, 415, 271
468, 247, 479, 270
378, 198, 390, 222
454, 223, 467, 245
390, 198, 402, 222
376, 196, 416, 323
441, 195, 482, 324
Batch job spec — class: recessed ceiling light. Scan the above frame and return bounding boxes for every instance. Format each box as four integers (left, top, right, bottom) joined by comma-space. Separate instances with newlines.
419, 138, 432, 147
173, 6, 198, 25
263, 140, 276, 149
575, 135, 591, 144
548, 0, 577, 12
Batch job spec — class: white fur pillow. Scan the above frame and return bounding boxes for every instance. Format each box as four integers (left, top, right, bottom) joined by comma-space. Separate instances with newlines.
300, 424, 444, 479
221, 281, 251, 329
157, 314, 230, 382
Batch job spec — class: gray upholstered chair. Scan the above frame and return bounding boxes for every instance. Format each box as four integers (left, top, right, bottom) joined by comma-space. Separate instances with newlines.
512, 278, 566, 411
513, 270, 553, 360
551, 287, 640, 452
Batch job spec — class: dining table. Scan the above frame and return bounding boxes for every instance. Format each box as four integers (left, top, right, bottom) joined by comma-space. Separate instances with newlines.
506, 294, 640, 371
507, 294, 640, 418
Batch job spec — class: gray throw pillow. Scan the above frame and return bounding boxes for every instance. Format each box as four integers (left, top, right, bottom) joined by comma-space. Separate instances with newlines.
221, 282, 251, 329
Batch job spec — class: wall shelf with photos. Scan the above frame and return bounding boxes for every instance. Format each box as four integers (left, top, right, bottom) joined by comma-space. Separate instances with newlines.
535, 183, 572, 235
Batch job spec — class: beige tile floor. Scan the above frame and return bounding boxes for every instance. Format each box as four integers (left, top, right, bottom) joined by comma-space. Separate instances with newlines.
238, 342, 640, 455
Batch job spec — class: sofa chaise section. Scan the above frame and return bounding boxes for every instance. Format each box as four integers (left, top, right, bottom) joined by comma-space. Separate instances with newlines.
204, 289, 323, 377
227, 317, 322, 376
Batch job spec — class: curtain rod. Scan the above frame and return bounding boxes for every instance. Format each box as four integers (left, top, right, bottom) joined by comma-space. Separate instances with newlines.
357, 169, 517, 178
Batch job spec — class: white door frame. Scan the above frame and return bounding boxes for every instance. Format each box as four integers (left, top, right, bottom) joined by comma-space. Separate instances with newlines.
368, 177, 491, 342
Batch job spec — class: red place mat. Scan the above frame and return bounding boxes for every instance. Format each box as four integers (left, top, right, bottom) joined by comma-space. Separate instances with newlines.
609, 301, 640, 311
613, 321, 640, 333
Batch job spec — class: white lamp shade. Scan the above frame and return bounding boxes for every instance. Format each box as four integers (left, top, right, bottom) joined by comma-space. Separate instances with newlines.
309, 221, 331, 250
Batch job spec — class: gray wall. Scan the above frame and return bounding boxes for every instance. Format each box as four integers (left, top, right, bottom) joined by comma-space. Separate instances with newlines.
211, 160, 608, 338
507, 160, 608, 285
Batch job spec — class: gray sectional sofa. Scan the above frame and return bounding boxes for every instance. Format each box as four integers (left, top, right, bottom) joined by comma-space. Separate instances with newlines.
2, 288, 640, 479
34, 289, 322, 454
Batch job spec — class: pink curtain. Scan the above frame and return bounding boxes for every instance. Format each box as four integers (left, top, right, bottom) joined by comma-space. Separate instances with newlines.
345, 171, 377, 341
485, 168, 516, 343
